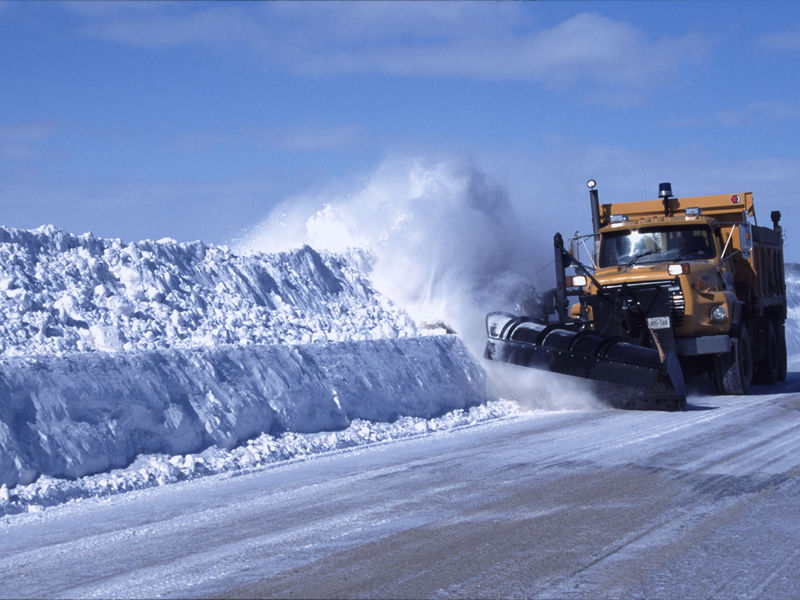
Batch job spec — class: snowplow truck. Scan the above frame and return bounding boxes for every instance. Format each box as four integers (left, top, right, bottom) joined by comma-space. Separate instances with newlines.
485, 182, 787, 410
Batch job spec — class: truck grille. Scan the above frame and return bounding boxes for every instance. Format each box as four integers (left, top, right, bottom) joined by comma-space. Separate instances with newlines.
602, 279, 686, 327
668, 282, 685, 326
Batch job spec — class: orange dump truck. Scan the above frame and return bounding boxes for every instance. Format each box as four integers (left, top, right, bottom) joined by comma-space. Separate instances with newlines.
485, 182, 786, 410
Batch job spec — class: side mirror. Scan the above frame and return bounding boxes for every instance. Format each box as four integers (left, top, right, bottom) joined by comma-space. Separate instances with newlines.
739, 223, 753, 259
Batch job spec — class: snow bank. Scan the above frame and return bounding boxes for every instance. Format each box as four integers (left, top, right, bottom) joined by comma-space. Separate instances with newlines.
0, 224, 497, 495
0, 400, 520, 516
0, 335, 491, 488
785, 263, 800, 356
0, 225, 415, 357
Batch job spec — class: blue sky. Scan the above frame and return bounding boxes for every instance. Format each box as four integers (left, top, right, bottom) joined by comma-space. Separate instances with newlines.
3, 1, 800, 257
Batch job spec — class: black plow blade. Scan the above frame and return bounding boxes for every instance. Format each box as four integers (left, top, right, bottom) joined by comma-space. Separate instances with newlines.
484, 312, 686, 411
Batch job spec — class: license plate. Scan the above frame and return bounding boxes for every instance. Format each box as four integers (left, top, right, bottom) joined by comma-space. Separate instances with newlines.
647, 316, 671, 330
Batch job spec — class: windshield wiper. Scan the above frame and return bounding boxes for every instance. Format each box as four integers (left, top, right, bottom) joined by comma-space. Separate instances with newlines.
676, 248, 709, 260
626, 247, 661, 268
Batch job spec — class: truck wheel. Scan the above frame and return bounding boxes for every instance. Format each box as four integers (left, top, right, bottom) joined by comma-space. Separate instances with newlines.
713, 326, 753, 395
755, 320, 779, 385
776, 322, 787, 382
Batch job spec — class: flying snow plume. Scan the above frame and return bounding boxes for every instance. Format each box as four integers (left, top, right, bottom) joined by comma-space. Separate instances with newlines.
240, 155, 600, 409
240, 156, 550, 355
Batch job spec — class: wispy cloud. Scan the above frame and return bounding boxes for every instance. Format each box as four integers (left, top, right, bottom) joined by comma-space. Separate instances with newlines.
760, 26, 800, 51
77, 4, 262, 50
71, 5, 706, 97
278, 123, 367, 152
171, 123, 368, 153
664, 100, 800, 127
0, 121, 56, 159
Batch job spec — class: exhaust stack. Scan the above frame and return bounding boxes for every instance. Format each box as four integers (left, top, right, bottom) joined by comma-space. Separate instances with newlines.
588, 179, 600, 263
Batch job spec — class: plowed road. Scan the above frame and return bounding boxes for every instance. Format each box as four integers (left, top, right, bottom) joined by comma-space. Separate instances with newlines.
3, 379, 800, 598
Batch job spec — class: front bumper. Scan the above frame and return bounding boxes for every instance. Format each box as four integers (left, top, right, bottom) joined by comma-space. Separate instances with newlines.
675, 334, 731, 356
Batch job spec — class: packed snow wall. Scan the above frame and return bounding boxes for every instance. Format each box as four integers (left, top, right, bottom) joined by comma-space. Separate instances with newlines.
0, 226, 494, 488
0, 335, 491, 487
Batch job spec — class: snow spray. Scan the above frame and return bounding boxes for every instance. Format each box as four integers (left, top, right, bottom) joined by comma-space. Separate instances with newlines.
239, 155, 600, 409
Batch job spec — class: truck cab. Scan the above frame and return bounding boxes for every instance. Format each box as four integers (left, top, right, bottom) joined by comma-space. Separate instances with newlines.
568, 185, 786, 393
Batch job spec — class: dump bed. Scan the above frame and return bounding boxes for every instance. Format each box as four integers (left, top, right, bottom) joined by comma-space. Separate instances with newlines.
743, 224, 785, 316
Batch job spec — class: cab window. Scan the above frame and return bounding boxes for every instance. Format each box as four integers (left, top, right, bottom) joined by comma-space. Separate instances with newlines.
599, 225, 715, 267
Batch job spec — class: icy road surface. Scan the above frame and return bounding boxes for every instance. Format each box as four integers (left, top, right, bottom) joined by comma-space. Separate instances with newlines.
2, 383, 800, 599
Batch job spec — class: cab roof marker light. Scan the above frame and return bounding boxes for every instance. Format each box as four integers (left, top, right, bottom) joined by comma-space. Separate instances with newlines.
610, 215, 628, 224
685, 207, 702, 217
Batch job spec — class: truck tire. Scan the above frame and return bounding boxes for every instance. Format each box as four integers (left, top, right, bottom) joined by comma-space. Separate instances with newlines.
754, 320, 779, 385
713, 326, 753, 395
777, 321, 787, 382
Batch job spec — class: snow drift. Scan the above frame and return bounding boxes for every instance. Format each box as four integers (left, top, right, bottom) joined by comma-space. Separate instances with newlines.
0, 225, 493, 490
0, 399, 519, 516
0, 336, 490, 488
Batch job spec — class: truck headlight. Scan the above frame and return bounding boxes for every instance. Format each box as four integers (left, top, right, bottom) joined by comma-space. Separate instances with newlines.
568, 275, 587, 287
710, 305, 727, 322
668, 264, 690, 275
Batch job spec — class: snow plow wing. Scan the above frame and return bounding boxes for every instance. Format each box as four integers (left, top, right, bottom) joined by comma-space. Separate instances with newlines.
484, 312, 687, 410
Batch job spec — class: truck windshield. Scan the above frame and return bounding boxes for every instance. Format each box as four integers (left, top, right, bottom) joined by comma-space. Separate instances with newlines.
598, 225, 715, 268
